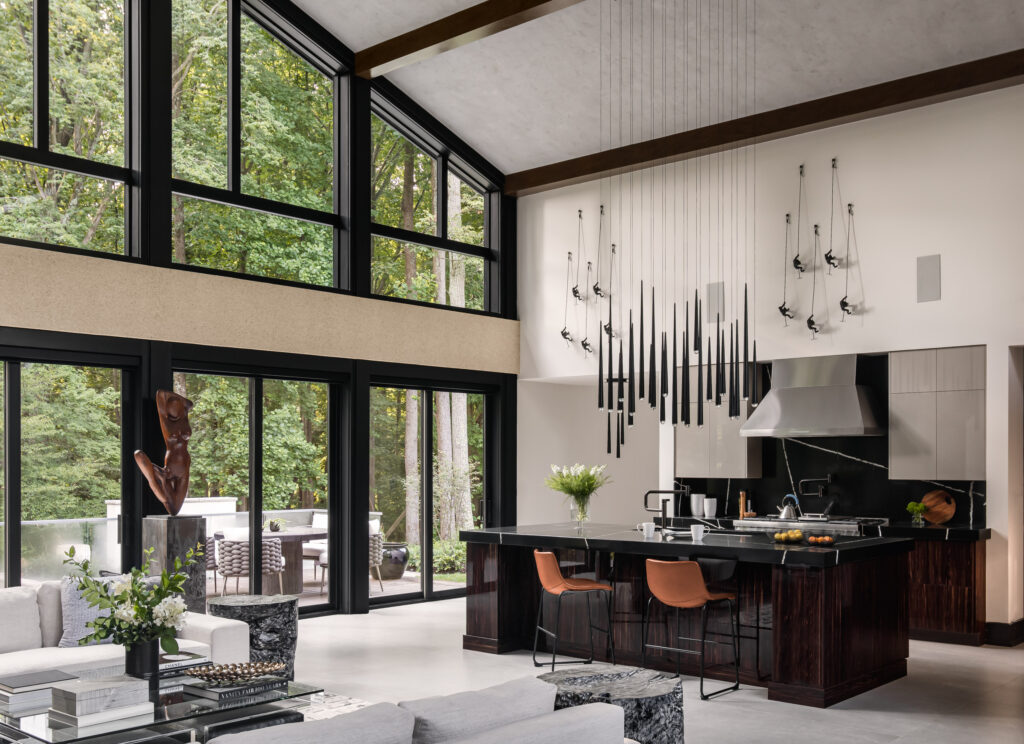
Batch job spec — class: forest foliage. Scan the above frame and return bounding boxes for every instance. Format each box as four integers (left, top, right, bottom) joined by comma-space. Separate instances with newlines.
0, 1, 488, 571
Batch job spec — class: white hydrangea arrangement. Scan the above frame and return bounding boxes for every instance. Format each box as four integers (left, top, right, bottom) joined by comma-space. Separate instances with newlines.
64, 544, 200, 653
545, 463, 611, 524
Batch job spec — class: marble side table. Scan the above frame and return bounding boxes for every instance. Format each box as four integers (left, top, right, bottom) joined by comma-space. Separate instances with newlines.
208, 594, 299, 680
538, 663, 683, 744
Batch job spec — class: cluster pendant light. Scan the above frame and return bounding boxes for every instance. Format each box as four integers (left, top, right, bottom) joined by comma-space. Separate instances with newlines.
563, 0, 758, 458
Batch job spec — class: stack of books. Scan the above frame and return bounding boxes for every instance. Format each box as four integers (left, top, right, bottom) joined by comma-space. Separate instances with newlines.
157, 651, 210, 704
183, 677, 287, 702
0, 671, 77, 715
49, 676, 154, 733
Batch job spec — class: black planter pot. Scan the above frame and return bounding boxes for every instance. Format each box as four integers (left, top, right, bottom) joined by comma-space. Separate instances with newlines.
124, 639, 160, 690
380, 543, 410, 580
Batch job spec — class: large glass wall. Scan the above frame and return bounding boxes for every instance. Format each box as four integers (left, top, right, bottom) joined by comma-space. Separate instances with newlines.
370, 386, 484, 602
173, 370, 332, 607
16, 363, 122, 582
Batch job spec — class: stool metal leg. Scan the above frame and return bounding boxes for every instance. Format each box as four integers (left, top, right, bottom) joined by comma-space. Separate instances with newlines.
700, 599, 741, 701
641, 596, 653, 669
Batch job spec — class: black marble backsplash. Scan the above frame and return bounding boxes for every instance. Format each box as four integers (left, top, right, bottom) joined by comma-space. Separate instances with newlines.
675, 354, 986, 526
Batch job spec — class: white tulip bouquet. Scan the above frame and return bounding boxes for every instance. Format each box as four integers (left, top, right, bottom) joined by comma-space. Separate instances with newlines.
545, 464, 611, 525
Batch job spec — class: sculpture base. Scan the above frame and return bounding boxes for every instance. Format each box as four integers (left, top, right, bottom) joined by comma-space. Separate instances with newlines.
143, 515, 206, 613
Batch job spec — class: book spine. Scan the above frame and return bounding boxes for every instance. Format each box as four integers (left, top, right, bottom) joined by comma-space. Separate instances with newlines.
194, 681, 286, 700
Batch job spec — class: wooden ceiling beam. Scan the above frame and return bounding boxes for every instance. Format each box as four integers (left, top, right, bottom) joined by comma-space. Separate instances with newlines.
505, 48, 1024, 196
354, 0, 586, 79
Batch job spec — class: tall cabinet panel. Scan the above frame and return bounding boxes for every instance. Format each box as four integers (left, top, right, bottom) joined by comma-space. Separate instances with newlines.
888, 346, 985, 481
675, 367, 761, 479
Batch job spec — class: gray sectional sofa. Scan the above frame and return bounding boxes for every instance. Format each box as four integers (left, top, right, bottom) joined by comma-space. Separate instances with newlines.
209, 677, 625, 744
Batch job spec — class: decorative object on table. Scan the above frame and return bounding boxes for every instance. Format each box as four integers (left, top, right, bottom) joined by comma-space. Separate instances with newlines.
263, 518, 286, 533
921, 489, 955, 524
545, 464, 611, 527
380, 542, 410, 580
133, 389, 193, 516
0, 670, 77, 713
158, 650, 209, 675
188, 662, 285, 684
183, 677, 287, 701
538, 664, 683, 744
906, 500, 929, 527
50, 676, 151, 718
208, 594, 299, 680
63, 544, 199, 688
144, 514, 206, 612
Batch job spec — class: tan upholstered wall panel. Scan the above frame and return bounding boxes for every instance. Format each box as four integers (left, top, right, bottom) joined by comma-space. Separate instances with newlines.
0, 243, 519, 374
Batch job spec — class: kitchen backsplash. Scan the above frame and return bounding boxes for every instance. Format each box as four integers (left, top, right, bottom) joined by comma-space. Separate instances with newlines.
676, 354, 987, 526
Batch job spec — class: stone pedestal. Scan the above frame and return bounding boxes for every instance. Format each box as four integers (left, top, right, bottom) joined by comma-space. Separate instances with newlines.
538, 664, 684, 744
208, 594, 299, 680
143, 515, 206, 613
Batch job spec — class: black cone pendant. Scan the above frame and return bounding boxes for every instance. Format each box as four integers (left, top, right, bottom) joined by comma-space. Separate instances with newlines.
743, 284, 750, 401
706, 335, 712, 401
715, 314, 722, 407
617, 339, 625, 410
697, 332, 704, 427
752, 340, 759, 406
598, 322, 604, 409
659, 332, 668, 422
671, 306, 678, 425
649, 288, 657, 408
693, 290, 701, 353
639, 283, 645, 400
628, 312, 636, 424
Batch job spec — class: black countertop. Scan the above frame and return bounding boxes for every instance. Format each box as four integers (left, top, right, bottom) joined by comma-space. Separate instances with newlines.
460, 522, 913, 568
655, 516, 990, 542
878, 523, 991, 541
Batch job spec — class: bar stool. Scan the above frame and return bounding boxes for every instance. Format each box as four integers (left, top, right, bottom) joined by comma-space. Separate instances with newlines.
532, 550, 616, 672
693, 555, 770, 682
642, 559, 739, 700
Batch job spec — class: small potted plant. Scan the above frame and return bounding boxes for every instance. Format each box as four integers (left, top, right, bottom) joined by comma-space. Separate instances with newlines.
906, 501, 928, 527
263, 518, 287, 532
64, 545, 200, 686
546, 464, 611, 528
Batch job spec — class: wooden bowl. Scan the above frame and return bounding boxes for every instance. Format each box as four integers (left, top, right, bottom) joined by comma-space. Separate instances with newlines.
922, 489, 955, 524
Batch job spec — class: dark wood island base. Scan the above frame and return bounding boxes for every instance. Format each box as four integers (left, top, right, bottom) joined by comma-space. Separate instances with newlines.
461, 524, 912, 708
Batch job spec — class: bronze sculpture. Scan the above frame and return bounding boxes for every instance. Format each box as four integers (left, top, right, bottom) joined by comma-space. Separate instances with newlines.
135, 390, 193, 516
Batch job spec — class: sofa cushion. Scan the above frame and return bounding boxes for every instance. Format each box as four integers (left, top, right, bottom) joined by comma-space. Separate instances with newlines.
0, 638, 209, 678
399, 677, 556, 744
208, 703, 415, 744
0, 586, 43, 653
448, 703, 625, 744
36, 581, 63, 648
59, 577, 114, 648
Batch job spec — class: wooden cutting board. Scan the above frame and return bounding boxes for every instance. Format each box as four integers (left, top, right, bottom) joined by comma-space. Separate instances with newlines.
922, 489, 956, 524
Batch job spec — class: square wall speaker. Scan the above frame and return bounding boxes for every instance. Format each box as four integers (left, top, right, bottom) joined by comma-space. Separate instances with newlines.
917, 254, 941, 303
706, 281, 726, 320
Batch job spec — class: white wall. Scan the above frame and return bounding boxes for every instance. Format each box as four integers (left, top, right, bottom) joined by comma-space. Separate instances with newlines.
517, 85, 1024, 624
517, 380, 661, 526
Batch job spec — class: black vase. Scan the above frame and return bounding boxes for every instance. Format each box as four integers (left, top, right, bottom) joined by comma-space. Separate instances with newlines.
125, 639, 160, 689
380, 543, 410, 580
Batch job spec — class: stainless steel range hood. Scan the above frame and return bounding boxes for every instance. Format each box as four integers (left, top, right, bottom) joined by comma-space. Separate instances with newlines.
740, 354, 884, 438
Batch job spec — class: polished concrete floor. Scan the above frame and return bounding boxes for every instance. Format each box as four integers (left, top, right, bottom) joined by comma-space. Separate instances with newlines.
295, 598, 1024, 744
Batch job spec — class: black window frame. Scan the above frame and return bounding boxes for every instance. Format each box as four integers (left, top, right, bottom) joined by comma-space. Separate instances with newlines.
0, 0, 514, 317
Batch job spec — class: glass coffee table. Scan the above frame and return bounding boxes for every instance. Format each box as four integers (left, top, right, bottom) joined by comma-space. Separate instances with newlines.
0, 681, 324, 744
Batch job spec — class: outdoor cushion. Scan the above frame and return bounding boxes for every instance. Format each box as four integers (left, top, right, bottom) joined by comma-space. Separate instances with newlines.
0, 638, 209, 678
447, 703, 625, 744
35, 580, 64, 647
208, 703, 415, 744
58, 576, 113, 648
398, 676, 556, 744
0, 586, 43, 653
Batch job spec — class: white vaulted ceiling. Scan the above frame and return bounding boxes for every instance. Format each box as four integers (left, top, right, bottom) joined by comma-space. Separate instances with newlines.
293, 0, 1024, 174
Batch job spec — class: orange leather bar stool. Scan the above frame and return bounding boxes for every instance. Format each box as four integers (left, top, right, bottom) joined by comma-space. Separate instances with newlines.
642, 559, 739, 700
532, 550, 616, 672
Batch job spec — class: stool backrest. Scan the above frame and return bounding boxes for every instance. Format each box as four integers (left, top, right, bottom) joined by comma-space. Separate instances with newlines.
646, 559, 713, 608
533, 550, 566, 593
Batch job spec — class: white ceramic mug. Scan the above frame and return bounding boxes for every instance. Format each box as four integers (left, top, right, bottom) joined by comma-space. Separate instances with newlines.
704, 497, 718, 518
690, 492, 705, 517
635, 521, 656, 539
690, 524, 706, 541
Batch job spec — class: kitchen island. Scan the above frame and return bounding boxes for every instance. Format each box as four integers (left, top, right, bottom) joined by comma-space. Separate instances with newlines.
460, 522, 913, 707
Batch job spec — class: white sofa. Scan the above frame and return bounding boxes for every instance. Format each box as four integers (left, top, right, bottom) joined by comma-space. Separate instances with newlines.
0, 582, 249, 677
208, 677, 625, 744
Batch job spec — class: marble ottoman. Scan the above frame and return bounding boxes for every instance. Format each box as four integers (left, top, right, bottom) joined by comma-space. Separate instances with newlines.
538, 664, 683, 744
208, 594, 299, 680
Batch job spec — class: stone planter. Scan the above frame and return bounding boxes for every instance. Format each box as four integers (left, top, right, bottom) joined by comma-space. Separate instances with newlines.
380, 542, 410, 580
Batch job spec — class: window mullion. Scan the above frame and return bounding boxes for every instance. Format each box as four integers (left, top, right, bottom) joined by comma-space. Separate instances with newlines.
3, 362, 22, 587
228, 0, 241, 195
248, 375, 263, 595
421, 389, 433, 599
33, 0, 49, 151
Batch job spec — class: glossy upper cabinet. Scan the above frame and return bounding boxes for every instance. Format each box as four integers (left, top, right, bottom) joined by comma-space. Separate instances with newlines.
889, 346, 985, 480
675, 367, 762, 478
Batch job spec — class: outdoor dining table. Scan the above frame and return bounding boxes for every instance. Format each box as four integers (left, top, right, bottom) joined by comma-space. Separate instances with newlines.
215, 525, 328, 594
